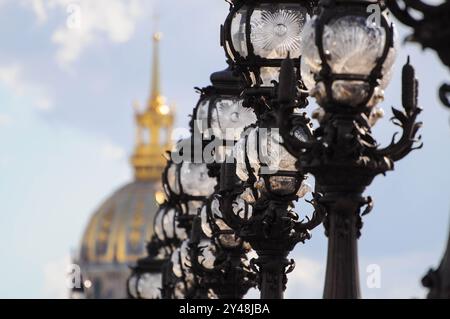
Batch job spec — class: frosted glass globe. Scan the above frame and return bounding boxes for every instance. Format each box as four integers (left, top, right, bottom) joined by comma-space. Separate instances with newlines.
166, 163, 180, 195
231, 5, 307, 59
234, 127, 297, 182
137, 273, 162, 299
128, 275, 138, 298
300, 13, 397, 107
250, 5, 306, 59
180, 162, 217, 197
197, 239, 217, 270
200, 205, 213, 238
210, 98, 257, 141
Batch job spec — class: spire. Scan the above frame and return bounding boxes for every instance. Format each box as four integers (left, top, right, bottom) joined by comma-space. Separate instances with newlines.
131, 32, 174, 182
150, 32, 162, 107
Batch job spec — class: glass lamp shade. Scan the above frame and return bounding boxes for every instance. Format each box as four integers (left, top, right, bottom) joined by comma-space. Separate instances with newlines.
137, 273, 162, 299
127, 275, 138, 298
170, 243, 195, 299
232, 197, 253, 221
180, 240, 192, 269
200, 205, 213, 238
300, 6, 397, 108
164, 162, 180, 197
235, 127, 297, 182
223, 1, 310, 86
154, 205, 187, 243
197, 239, 217, 270
195, 95, 257, 141
234, 126, 305, 197
181, 200, 204, 217
171, 249, 183, 278
200, 197, 242, 249
180, 162, 217, 197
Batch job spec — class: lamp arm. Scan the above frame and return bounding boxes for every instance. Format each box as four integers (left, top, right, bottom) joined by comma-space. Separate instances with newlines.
374, 58, 423, 162
293, 192, 326, 236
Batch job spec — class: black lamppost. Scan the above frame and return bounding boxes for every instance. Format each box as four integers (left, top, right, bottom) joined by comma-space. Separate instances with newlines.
128, 159, 190, 299
162, 143, 218, 299
186, 67, 258, 299
217, 59, 326, 299
217, 0, 327, 300
277, 0, 423, 298
221, 0, 318, 120
387, 0, 450, 108
128, 237, 166, 299
222, 0, 317, 88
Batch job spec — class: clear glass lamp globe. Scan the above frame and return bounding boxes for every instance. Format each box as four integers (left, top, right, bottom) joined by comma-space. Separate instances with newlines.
137, 273, 162, 299
154, 206, 187, 242
228, 3, 308, 85
196, 97, 256, 141
128, 275, 138, 298
180, 162, 217, 197
300, 13, 398, 107
197, 239, 217, 270
234, 127, 297, 181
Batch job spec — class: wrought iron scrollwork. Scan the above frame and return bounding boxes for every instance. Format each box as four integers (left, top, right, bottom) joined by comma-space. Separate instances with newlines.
387, 0, 450, 109
439, 83, 450, 108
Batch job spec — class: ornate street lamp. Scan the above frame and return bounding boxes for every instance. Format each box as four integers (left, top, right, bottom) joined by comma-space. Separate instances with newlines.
387, 0, 450, 108
221, 0, 317, 87
218, 59, 326, 299
276, 0, 423, 298
161, 142, 218, 299
193, 67, 257, 164
189, 213, 257, 299
128, 160, 189, 300
127, 237, 165, 299
186, 67, 258, 299
162, 151, 217, 232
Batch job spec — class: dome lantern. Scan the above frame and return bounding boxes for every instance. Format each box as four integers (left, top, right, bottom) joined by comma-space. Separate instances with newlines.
132, 32, 175, 182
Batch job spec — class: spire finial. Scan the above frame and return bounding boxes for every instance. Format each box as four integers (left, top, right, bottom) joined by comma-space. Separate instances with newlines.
150, 31, 162, 107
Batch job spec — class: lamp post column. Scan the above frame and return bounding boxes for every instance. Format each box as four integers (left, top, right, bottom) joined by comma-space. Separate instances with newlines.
321, 193, 367, 299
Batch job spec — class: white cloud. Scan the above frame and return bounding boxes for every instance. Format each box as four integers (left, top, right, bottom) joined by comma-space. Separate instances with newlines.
0, 64, 53, 111
29, 0, 48, 24
22, 0, 149, 68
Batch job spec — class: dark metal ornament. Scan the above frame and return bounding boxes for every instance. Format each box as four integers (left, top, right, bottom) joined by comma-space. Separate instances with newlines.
387, 0, 450, 108
127, 237, 166, 299
422, 228, 450, 299
218, 59, 326, 299
188, 217, 257, 299
277, 56, 422, 298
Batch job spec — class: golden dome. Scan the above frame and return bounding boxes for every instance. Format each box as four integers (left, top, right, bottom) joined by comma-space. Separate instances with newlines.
79, 181, 162, 265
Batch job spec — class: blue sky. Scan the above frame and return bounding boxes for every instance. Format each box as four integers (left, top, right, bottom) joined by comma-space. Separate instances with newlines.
0, 0, 449, 299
